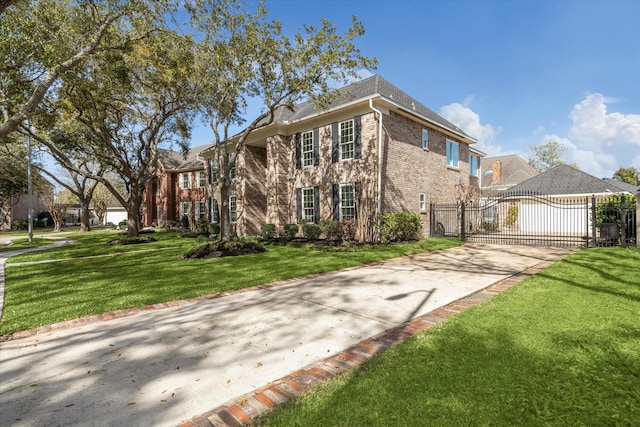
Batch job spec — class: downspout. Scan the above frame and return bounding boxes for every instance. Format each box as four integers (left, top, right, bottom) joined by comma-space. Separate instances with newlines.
369, 99, 383, 220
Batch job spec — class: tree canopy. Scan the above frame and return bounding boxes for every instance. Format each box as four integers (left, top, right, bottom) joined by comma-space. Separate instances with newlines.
612, 167, 639, 185
527, 141, 578, 173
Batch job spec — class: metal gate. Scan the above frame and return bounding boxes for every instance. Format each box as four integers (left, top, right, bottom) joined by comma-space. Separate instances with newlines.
430, 192, 637, 248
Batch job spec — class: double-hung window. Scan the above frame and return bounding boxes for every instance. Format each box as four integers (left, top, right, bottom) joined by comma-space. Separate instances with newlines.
180, 202, 191, 218
197, 171, 206, 188
469, 154, 479, 177
421, 129, 429, 150
229, 196, 237, 223
446, 139, 459, 168
340, 119, 355, 160
340, 184, 355, 221
195, 201, 206, 219
301, 130, 314, 167
419, 193, 426, 212
180, 173, 191, 189
302, 188, 315, 222
210, 198, 219, 223
208, 158, 218, 184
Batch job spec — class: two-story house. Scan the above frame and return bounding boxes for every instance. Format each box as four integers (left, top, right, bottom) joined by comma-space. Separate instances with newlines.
143, 144, 211, 226
199, 75, 481, 240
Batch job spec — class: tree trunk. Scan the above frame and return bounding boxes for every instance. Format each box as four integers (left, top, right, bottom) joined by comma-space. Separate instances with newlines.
79, 199, 91, 232
218, 182, 230, 242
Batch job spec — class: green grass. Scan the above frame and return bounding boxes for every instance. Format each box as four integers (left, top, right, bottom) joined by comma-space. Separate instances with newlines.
254, 247, 640, 426
0, 238, 52, 252
0, 232, 461, 334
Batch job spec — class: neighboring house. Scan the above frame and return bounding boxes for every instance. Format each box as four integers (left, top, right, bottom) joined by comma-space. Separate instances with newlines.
199, 74, 481, 239
505, 164, 634, 234
0, 188, 52, 231
104, 199, 128, 226
481, 154, 537, 195
143, 144, 212, 226
602, 178, 639, 194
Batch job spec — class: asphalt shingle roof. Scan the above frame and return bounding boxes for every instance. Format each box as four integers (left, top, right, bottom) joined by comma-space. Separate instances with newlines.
481, 155, 537, 189
507, 164, 631, 195
158, 144, 212, 171
272, 74, 473, 140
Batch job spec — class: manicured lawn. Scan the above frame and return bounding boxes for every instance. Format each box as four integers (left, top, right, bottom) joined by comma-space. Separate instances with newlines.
0, 231, 462, 334
254, 247, 640, 426
0, 238, 52, 252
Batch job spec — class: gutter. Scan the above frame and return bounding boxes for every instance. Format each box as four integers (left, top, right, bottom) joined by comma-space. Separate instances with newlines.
369, 99, 383, 218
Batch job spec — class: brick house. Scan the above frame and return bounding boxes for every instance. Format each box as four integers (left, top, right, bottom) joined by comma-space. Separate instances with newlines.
143, 144, 211, 226
199, 75, 481, 239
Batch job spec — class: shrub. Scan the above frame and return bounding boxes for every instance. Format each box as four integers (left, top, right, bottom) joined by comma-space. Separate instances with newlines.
118, 221, 128, 229
379, 212, 422, 242
505, 204, 518, 227
182, 239, 265, 259
342, 220, 357, 241
320, 220, 343, 241
302, 223, 321, 240
208, 223, 220, 236
284, 223, 299, 238
12, 219, 28, 230
261, 223, 277, 239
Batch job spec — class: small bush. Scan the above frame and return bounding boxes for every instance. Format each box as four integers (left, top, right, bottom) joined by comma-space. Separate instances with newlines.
12, 220, 28, 230
208, 223, 220, 236
320, 220, 343, 241
342, 220, 357, 241
379, 212, 422, 243
302, 223, 321, 240
118, 221, 128, 229
182, 239, 265, 259
284, 223, 299, 238
261, 223, 277, 239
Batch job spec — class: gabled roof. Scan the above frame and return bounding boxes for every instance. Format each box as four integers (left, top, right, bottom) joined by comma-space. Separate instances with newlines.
158, 144, 212, 171
507, 164, 630, 195
481, 154, 536, 189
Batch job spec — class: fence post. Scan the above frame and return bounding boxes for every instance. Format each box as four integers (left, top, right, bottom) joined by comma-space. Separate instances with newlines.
620, 194, 627, 247
429, 203, 433, 237
460, 202, 466, 241
591, 195, 597, 248
637, 191, 640, 249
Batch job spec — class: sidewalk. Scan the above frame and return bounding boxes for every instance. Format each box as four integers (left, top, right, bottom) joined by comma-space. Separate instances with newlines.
0, 244, 573, 427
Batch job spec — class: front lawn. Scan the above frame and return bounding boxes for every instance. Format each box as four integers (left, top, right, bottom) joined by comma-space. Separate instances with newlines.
255, 247, 640, 426
0, 232, 462, 334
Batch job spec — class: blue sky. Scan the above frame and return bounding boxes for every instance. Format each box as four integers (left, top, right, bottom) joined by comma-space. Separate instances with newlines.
191, 0, 640, 179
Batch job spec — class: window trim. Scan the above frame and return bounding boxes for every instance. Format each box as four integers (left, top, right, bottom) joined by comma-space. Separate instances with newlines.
339, 119, 355, 161
210, 197, 219, 223
180, 172, 191, 189
195, 201, 206, 219
301, 130, 314, 168
421, 129, 429, 150
197, 171, 206, 188
339, 183, 356, 221
469, 154, 479, 177
446, 139, 460, 168
229, 195, 237, 223
302, 187, 315, 223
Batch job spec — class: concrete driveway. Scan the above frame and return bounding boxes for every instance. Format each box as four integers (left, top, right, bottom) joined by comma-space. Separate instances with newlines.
0, 244, 572, 426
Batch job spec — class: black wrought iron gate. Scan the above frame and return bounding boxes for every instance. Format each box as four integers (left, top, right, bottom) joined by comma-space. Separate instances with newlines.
430, 192, 636, 248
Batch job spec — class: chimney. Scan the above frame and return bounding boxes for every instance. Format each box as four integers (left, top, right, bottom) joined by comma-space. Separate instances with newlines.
492, 161, 502, 183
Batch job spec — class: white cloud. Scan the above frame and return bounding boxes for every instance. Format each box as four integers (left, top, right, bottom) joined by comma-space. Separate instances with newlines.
439, 102, 503, 155
569, 93, 640, 150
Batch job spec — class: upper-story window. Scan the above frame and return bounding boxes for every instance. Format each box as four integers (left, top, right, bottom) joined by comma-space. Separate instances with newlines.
469, 154, 479, 177
180, 172, 191, 189
446, 139, 459, 168
422, 129, 429, 150
301, 130, 314, 167
208, 158, 218, 184
340, 119, 355, 160
228, 153, 236, 179
197, 171, 206, 187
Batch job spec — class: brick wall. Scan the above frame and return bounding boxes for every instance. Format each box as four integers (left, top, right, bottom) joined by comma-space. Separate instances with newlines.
380, 110, 476, 236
